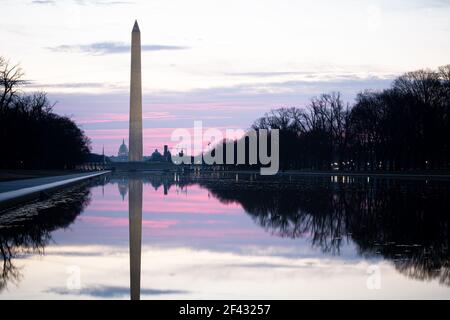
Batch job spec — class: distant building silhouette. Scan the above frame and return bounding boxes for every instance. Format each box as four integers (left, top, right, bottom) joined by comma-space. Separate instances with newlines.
118, 139, 129, 158
146, 145, 172, 162
110, 141, 172, 163
150, 149, 163, 161
163, 145, 172, 162
111, 139, 129, 162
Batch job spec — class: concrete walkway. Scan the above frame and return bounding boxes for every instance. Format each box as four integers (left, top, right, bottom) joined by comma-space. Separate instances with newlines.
0, 171, 110, 210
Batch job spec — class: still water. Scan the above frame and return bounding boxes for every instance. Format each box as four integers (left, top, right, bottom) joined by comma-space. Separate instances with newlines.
1, 172, 450, 299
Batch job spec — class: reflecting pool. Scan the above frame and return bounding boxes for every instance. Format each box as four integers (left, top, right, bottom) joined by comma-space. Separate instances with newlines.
1, 172, 450, 299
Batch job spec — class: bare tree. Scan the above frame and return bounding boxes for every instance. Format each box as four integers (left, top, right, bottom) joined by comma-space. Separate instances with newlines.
0, 57, 91, 169
0, 57, 25, 111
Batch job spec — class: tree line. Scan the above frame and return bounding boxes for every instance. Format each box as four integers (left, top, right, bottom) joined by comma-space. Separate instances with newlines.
251, 65, 450, 171
0, 57, 91, 169
208, 65, 450, 172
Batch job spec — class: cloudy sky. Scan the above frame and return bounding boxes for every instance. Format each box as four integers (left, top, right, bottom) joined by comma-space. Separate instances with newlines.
1, 0, 450, 155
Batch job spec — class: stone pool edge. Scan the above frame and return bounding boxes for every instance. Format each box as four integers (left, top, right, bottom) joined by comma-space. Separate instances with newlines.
0, 171, 110, 211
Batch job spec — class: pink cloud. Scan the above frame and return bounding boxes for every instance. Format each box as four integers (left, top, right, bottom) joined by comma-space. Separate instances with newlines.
78, 185, 266, 239
142, 228, 264, 238
88, 186, 242, 215
77, 111, 175, 124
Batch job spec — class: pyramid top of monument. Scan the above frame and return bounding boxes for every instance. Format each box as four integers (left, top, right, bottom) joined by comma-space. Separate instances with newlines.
132, 20, 140, 33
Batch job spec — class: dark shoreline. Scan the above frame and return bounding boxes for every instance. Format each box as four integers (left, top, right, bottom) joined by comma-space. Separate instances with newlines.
2, 168, 450, 183
183, 168, 450, 180
279, 170, 450, 179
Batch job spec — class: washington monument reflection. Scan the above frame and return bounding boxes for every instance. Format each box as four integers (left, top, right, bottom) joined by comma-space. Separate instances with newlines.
128, 178, 142, 300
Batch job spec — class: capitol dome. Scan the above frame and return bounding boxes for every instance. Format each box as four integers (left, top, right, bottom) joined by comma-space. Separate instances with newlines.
118, 138, 129, 158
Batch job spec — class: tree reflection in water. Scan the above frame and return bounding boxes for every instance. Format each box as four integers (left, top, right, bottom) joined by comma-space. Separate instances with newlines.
186, 173, 450, 286
111, 172, 450, 286
0, 182, 93, 292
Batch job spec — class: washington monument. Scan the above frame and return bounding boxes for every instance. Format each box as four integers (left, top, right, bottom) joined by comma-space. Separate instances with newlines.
129, 20, 143, 161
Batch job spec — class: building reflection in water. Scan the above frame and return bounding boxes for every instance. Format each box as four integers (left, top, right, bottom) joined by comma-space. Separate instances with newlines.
118, 178, 128, 201
128, 177, 142, 300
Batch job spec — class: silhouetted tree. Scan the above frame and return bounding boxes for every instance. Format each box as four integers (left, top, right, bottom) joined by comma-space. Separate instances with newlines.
0, 57, 91, 169
251, 92, 350, 170
191, 172, 450, 285
246, 66, 450, 171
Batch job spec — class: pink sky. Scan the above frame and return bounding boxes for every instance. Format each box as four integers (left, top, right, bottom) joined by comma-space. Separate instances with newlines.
48, 76, 392, 156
